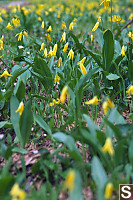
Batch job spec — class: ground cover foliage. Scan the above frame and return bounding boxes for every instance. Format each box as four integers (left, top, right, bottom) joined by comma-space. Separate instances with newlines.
0, 0, 133, 199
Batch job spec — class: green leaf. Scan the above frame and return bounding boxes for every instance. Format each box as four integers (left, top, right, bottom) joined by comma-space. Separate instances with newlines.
20, 101, 33, 146
102, 30, 114, 72
1, 157, 12, 178
12, 147, 28, 154
106, 73, 120, 80
83, 114, 99, 138
76, 67, 101, 89
53, 132, 82, 160
96, 29, 104, 51
34, 113, 52, 136
92, 156, 107, 186
6, 65, 30, 90
0, 100, 5, 110
33, 57, 52, 90
129, 140, 133, 165
0, 177, 14, 198
14, 80, 26, 102
69, 31, 102, 67
53, 132, 75, 151
108, 107, 127, 125
92, 156, 107, 200
0, 121, 13, 129
10, 96, 23, 147
70, 171, 83, 200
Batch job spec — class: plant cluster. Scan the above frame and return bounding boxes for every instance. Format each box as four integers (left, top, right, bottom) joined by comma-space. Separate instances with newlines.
0, 0, 133, 199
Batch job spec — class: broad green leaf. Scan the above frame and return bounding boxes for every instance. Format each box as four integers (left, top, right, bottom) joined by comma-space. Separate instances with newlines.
12, 147, 28, 154
92, 156, 107, 186
108, 107, 127, 125
34, 113, 52, 136
33, 57, 52, 90
6, 65, 30, 90
102, 30, 114, 72
69, 31, 102, 67
106, 73, 120, 80
0, 100, 5, 110
70, 171, 83, 200
0, 177, 14, 198
83, 114, 99, 138
92, 156, 107, 200
1, 157, 12, 178
128, 60, 133, 82
129, 140, 133, 165
0, 121, 13, 128
53, 132, 82, 160
10, 96, 23, 147
76, 67, 101, 89
20, 101, 33, 145
53, 132, 76, 151
14, 80, 26, 101
96, 29, 104, 51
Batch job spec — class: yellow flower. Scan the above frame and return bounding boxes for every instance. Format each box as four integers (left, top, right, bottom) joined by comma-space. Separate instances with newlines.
77, 57, 86, 65
15, 102, 24, 116
63, 170, 75, 192
69, 21, 76, 30
11, 18, 20, 27
63, 42, 69, 52
0, 40, 4, 50
47, 25, 52, 32
92, 21, 99, 32
102, 101, 108, 115
77, 58, 87, 75
54, 74, 60, 85
100, 0, 110, 9
0, 17, 3, 23
85, 96, 99, 105
0, 70, 12, 79
104, 183, 113, 199
53, 44, 57, 56
129, 13, 133, 20
112, 15, 121, 22
50, 98, 60, 107
40, 43, 45, 51
47, 34, 51, 42
1, 35, 4, 41
79, 63, 87, 75
102, 98, 114, 115
106, 98, 115, 108
67, 49, 74, 60
60, 32, 66, 43
126, 85, 133, 96
41, 21, 45, 29
60, 86, 68, 104
91, 34, 93, 42
38, 17, 42, 21
102, 138, 114, 155
49, 47, 54, 57
62, 22, 67, 29
58, 57, 62, 67
121, 45, 126, 57
128, 31, 133, 41
15, 32, 23, 41
98, 16, 102, 22
10, 184, 26, 200
23, 31, 28, 38
6, 22, 13, 30
43, 48, 47, 57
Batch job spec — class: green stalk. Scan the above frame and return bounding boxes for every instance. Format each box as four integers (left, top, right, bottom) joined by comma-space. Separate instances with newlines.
110, 0, 113, 31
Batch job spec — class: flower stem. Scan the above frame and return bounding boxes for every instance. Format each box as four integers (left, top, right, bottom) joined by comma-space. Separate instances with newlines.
111, 0, 113, 31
